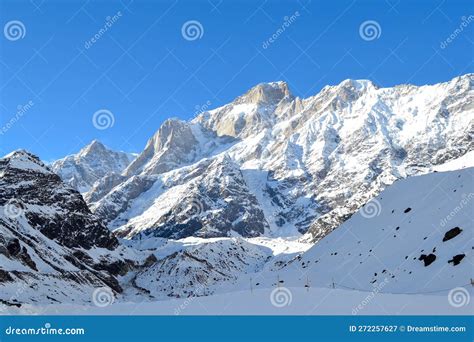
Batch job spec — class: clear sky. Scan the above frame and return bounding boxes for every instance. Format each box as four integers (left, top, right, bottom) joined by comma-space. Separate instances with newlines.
0, 0, 472, 161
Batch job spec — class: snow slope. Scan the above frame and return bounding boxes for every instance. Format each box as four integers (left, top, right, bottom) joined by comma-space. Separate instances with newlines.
3, 75, 473, 311
1, 149, 472, 313
432, 150, 474, 172
251, 167, 473, 294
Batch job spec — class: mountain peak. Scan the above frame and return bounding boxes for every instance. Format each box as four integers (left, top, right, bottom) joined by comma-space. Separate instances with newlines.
52, 141, 136, 193
237, 81, 293, 105
79, 139, 108, 157
149, 118, 193, 150
2, 150, 50, 173
338, 78, 378, 91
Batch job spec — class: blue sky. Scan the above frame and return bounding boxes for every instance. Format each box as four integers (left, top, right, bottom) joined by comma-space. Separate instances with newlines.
0, 0, 472, 160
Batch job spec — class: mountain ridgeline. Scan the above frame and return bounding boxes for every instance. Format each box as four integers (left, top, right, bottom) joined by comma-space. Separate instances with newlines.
55, 74, 474, 241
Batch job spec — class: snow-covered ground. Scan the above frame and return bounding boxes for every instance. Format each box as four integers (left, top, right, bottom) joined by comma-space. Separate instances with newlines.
4, 286, 472, 315
116, 236, 312, 301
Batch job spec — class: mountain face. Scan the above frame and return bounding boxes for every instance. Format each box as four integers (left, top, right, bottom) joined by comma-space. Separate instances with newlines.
112, 155, 269, 239
257, 167, 473, 293
84, 75, 473, 242
51, 140, 135, 193
0, 151, 151, 307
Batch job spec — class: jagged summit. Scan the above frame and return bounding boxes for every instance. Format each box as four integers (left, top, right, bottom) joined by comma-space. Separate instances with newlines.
124, 119, 200, 177
78, 139, 109, 157
3, 75, 473, 308
236, 81, 293, 105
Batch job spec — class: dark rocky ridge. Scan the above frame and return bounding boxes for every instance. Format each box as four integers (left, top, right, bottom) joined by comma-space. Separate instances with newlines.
0, 151, 151, 306
0, 151, 118, 250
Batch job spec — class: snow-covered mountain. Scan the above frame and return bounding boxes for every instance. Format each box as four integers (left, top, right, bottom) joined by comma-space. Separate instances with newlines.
52, 140, 136, 193
1, 71, 473, 310
85, 74, 473, 241
0, 151, 152, 307
128, 164, 472, 302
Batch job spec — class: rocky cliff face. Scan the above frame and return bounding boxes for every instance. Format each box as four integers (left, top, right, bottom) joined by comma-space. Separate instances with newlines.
113, 155, 269, 240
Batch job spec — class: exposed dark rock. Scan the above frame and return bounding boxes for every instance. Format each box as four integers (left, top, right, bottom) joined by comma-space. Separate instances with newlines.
418, 253, 437, 267
116, 156, 269, 239
443, 227, 462, 242
448, 254, 465, 266
0, 299, 21, 308
0, 270, 14, 282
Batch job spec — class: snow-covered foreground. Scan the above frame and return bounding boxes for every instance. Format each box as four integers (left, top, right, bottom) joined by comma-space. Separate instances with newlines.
5, 286, 472, 315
